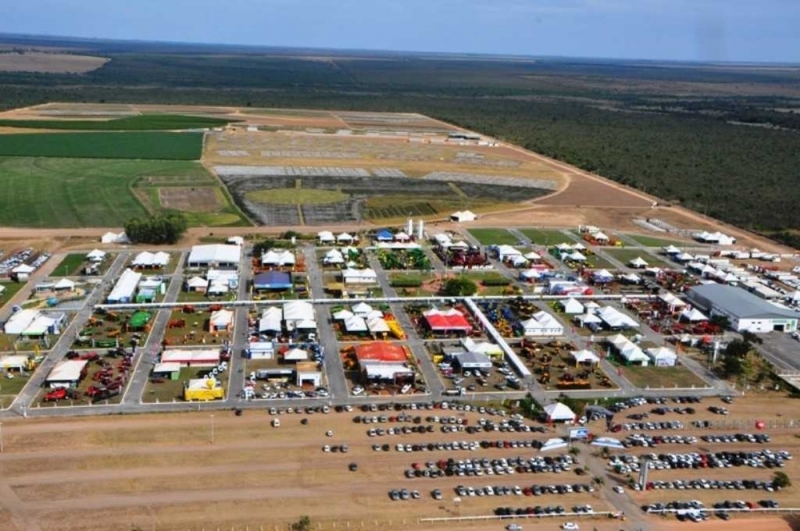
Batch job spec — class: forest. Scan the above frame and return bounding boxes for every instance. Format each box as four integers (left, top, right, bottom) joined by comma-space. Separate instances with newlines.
0, 35, 799, 245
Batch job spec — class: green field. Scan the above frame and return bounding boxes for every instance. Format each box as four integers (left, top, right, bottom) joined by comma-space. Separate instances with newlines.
468, 228, 518, 245
519, 228, 572, 245
603, 248, 670, 267
246, 188, 348, 205
624, 233, 688, 248
0, 132, 202, 160
0, 114, 234, 131
51, 253, 87, 277
0, 281, 27, 307
620, 364, 708, 389
0, 157, 223, 227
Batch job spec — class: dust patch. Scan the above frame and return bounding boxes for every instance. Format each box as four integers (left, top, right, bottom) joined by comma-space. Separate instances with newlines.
158, 187, 220, 212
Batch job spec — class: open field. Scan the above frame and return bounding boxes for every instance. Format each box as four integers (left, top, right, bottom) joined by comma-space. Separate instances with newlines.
602, 248, 671, 268
618, 363, 708, 389
467, 228, 518, 245
0, 158, 237, 228
0, 114, 234, 131
0, 52, 108, 73
0, 281, 28, 307
50, 253, 87, 277
624, 233, 690, 248
519, 228, 573, 245
0, 132, 202, 160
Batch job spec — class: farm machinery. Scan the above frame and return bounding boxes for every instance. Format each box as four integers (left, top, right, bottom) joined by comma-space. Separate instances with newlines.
435, 246, 488, 269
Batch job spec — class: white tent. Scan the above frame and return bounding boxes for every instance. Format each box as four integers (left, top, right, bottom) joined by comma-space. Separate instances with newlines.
367, 316, 391, 334
262, 249, 295, 266
592, 269, 614, 282
496, 245, 522, 261
540, 438, 569, 452
332, 308, 354, 320
620, 272, 642, 284
607, 334, 649, 365
629, 256, 649, 269
591, 437, 625, 450
294, 319, 318, 330
394, 231, 411, 241
645, 346, 677, 367
187, 276, 208, 291
558, 298, 585, 315
520, 311, 564, 337
318, 231, 335, 243
351, 302, 374, 316
283, 301, 315, 322
342, 268, 377, 284
259, 307, 283, 333
283, 348, 309, 361
323, 249, 344, 265
680, 307, 708, 322
570, 349, 600, 365
344, 315, 368, 333
524, 251, 542, 261
566, 251, 587, 262
659, 292, 687, 311
209, 309, 234, 330
336, 232, 354, 243
87, 249, 106, 262
544, 402, 576, 422
663, 245, 681, 255
573, 313, 602, 327
593, 231, 610, 242
53, 278, 75, 291
596, 306, 639, 329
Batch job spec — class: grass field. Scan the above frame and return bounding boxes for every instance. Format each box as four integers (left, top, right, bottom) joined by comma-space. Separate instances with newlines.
625, 233, 688, 247
0, 114, 234, 131
603, 248, 670, 267
0, 281, 27, 307
0, 157, 217, 227
467, 228, 518, 245
519, 228, 572, 245
50, 254, 86, 277
620, 364, 709, 389
0, 132, 203, 160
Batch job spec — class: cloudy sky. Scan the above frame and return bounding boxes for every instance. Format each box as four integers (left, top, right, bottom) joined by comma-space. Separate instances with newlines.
3, 0, 798, 62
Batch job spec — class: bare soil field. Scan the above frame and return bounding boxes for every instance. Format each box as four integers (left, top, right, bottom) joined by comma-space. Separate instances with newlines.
0, 52, 109, 74
536, 173, 653, 208
159, 187, 221, 212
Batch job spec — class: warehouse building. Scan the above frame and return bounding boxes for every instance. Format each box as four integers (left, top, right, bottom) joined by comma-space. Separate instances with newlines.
686, 283, 798, 333
187, 244, 241, 269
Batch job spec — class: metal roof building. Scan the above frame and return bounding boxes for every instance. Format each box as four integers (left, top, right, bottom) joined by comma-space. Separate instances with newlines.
187, 244, 241, 269
686, 283, 798, 333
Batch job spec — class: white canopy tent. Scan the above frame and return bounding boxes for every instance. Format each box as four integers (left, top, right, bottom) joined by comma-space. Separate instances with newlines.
629, 256, 649, 268
645, 346, 678, 367
540, 438, 569, 452
591, 437, 625, 450
680, 307, 709, 322
544, 402, 576, 423
344, 315, 368, 333
570, 349, 600, 365
596, 306, 640, 329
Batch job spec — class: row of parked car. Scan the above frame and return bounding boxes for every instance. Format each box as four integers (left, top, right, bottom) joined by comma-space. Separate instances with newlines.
621, 420, 684, 431
607, 395, 703, 413
367, 425, 436, 437
700, 433, 771, 443
622, 433, 698, 447
610, 449, 792, 472
640, 478, 780, 492
458, 483, 596, 498
407, 455, 576, 479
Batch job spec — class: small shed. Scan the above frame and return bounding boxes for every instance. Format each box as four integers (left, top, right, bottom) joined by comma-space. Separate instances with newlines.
152, 362, 181, 380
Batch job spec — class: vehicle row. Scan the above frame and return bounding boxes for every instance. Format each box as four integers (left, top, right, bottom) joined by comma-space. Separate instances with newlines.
457, 482, 595, 498
640, 478, 780, 492
621, 421, 684, 431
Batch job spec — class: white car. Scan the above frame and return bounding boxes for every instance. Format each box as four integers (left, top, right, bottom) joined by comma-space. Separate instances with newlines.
562, 523, 579, 531
506, 525, 522, 531
614, 486, 624, 494
352, 386, 365, 396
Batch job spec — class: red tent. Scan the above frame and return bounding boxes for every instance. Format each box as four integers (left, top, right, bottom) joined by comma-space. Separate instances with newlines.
423, 308, 472, 333
355, 343, 408, 363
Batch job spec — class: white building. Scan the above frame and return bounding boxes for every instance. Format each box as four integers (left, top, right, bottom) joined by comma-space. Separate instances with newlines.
686, 283, 798, 333
107, 268, 142, 303
342, 268, 377, 284
645, 347, 678, 367
187, 244, 241, 269
4, 309, 41, 335
520, 311, 564, 337
261, 249, 296, 267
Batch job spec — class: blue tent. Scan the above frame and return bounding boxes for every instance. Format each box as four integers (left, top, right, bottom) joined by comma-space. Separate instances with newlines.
253, 271, 292, 290
375, 229, 393, 241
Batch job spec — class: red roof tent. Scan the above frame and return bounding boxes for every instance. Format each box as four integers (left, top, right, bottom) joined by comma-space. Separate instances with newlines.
423, 308, 472, 333
355, 343, 408, 363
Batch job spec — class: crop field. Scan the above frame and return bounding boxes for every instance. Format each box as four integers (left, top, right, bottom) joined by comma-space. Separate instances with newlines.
624, 233, 689, 247
0, 114, 234, 131
519, 228, 573, 245
0, 158, 215, 227
219, 172, 543, 226
0, 132, 202, 160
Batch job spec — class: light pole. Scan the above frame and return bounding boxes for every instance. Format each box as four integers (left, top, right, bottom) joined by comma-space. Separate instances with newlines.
210, 414, 215, 444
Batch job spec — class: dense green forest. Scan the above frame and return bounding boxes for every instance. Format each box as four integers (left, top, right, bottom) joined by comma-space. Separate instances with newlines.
0, 35, 799, 244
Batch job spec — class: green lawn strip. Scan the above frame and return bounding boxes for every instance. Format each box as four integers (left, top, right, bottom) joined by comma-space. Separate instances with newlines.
620, 365, 708, 389
519, 228, 573, 245
0, 132, 202, 160
624, 233, 689, 248
0, 281, 28, 308
50, 254, 88, 277
0, 114, 234, 131
468, 228, 518, 245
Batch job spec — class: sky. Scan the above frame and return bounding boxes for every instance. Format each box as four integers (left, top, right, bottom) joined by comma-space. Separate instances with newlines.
3, 0, 799, 63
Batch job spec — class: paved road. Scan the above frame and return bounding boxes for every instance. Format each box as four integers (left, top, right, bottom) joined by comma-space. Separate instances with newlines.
227, 245, 253, 402
304, 245, 348, 399
121, 252, 186, 405
10, 252, 130, 413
